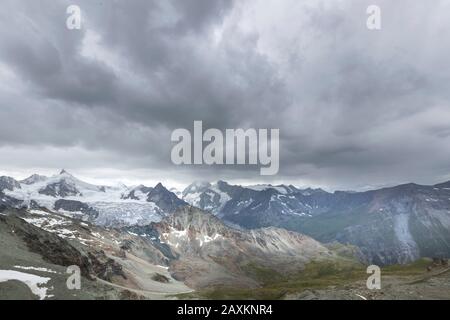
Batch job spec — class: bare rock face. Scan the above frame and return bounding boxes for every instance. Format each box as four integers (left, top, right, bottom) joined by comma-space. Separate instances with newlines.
152, 273, 170, 283
54, 199, 99, 220
0, 213, 125, 281
121, 183, 188, 212
126, 206, 339, 289
38, 181, 82, 198
156, 206, 330, 261
0, 193, 23, 212
147, 183, 188, 213
89, 251, 127, 282
0, 176, 21, 192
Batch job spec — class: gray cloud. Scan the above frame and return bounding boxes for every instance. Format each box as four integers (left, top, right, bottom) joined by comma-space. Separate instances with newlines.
0, 0, 449, 190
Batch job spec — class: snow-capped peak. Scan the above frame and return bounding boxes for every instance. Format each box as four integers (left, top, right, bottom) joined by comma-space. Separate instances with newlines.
47, 170, 103, 193
59, 169, 70, 175
184, 181, 211, 192
20, 174, 48, 185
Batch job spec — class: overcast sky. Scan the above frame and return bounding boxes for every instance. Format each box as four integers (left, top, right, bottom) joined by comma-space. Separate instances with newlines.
0, 0, 449, 191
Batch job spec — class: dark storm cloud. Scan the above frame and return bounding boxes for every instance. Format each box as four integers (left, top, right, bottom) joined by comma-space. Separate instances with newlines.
0, 0, 449, 189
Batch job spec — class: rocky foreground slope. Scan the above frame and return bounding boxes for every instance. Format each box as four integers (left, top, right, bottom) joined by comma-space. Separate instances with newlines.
0, 205, 353, 299
0, 205, 449, 300
126, 206, 345, 290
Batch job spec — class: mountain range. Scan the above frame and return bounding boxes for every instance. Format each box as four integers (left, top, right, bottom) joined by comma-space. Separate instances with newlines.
0, 202, 359, 299
1, 169, 450, 299
1, 170, 450, 266
0, 170, 187, 227
181, 180, 450, 265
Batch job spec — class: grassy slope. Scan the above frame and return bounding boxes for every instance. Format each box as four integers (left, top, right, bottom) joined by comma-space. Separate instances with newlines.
178, 258, 436, 300
192, 256, 366, 300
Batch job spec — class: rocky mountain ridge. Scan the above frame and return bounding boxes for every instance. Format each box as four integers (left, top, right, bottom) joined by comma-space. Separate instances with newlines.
1, 170, 449, 265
